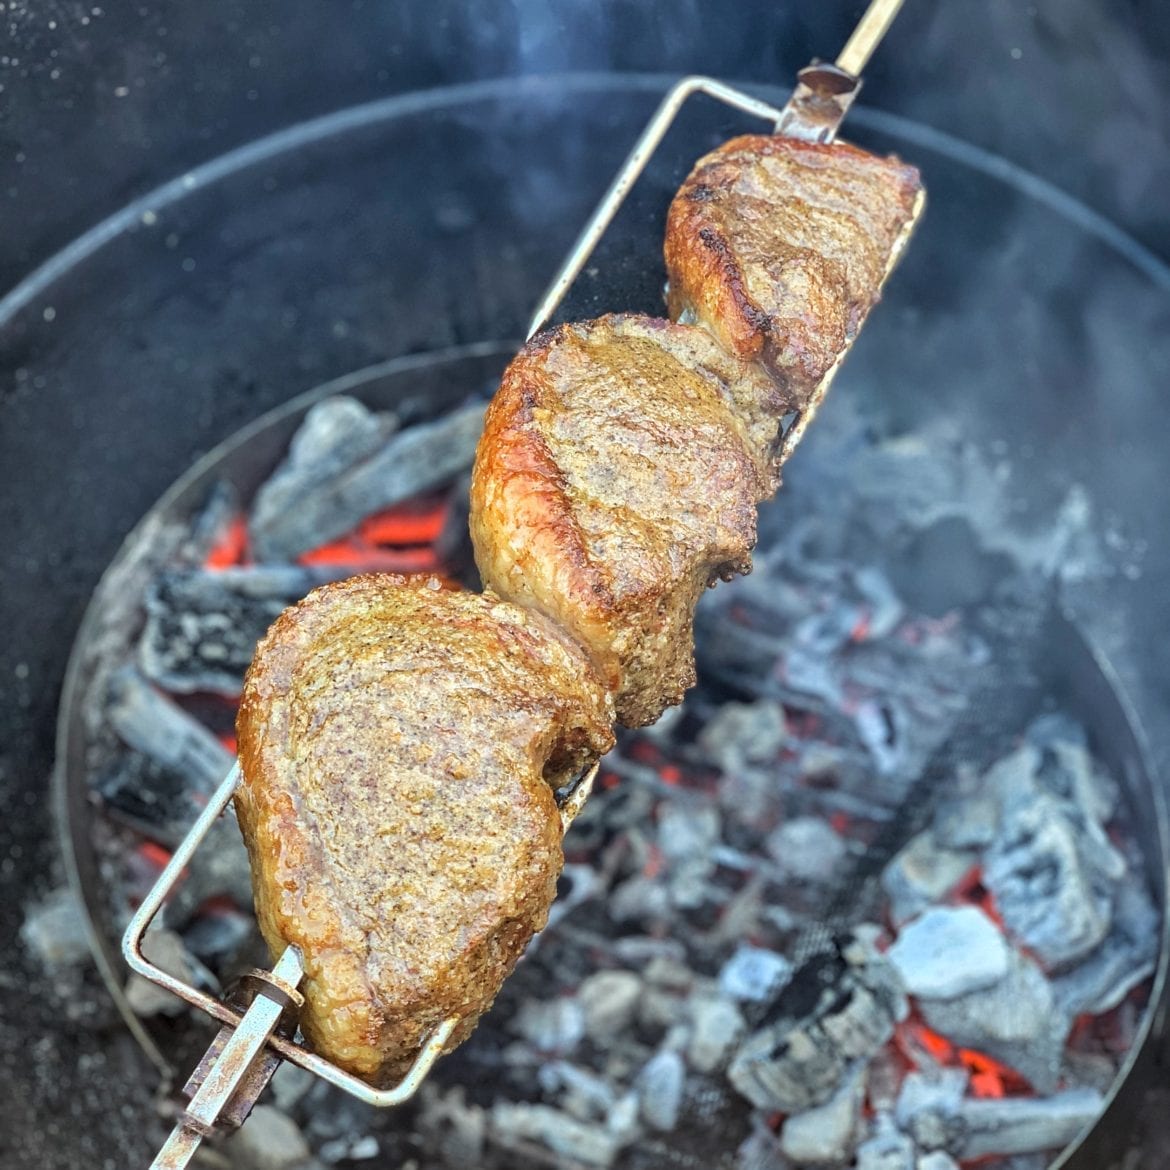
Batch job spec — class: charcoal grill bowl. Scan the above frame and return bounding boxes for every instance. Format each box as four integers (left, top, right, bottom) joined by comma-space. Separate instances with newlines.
11, 73, 1167, 1166
54, 346, 1170, 1170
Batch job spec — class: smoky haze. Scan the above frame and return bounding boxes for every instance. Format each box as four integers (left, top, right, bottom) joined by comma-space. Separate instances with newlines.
1, 0, 1168, 294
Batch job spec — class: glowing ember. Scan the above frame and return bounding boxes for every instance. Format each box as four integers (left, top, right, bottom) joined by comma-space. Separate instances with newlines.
204, 515, 250, 568
357, 495, 449, 545
895, 1016, 1033, 1100
296, 497, 449, 570
296, 541, 440, 571
203, 498, 450, 575
136, 841, 173, 871
951, 865, 1006, 930
628, 740, 661, 765
900, 1015, 955, 1064
642, 844, 666, 879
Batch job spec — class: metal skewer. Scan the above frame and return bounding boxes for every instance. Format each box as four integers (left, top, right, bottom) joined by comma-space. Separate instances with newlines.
147, 947, 305, 1170
127, 4, 908, 1164
526, 77, 784, 338
837, 0, 908, 77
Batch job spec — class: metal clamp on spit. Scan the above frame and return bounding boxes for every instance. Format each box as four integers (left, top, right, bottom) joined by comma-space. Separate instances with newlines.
125, 2, 907, 1166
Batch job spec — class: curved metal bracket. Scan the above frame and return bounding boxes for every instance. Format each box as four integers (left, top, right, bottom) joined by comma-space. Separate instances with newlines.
527, 75, 784, 339
556, 760, 601, 832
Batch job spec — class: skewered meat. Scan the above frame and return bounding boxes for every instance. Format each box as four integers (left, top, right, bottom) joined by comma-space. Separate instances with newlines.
664, 135, 924, 438
236, 131, 924, 1082
470, 313, 775, 728
235, 574, 613, 1084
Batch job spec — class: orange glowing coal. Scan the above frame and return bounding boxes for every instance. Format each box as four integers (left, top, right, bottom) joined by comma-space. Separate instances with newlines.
642, 843, 666, 879
203, 496, 451, 574
951, 865, 1005, 930
355, 496, 449, 545
896, 1016, 1032, 1099
136, 840, 174, 871
205, 515, 250, 568
296, 541, 440, 572
296, 497, 449, 572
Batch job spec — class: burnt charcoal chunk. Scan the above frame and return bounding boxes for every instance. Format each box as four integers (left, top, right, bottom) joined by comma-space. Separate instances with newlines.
887, 906, 1010, 999
778, 1063, 865, 1165
952, 1090, 1104, 1161
248, 396, 396, 562
898, 1074, 1103, 1163
92, 753, 204, 843
138, 565, 351, 694
179, 480, 241, 566
1050, 880, 1161, 1017
106, 665, 232, 791
854, 1119, 916, 1170
881, 831, 978, 927
984, 795, 1115, 969
162, 817, 255, 929
250, 400, 485, 562
728, 931, 907, 1113
918, 948, 1069, 1094
982, 741, 1126, 970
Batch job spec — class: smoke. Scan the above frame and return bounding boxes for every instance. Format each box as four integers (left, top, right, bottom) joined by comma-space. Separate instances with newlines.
865, 0, 1170, 260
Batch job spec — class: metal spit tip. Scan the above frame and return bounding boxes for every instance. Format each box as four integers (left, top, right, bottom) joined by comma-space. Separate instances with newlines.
776, 0, 908, 143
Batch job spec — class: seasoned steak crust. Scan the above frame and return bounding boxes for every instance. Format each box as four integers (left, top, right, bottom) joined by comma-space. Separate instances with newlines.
235, 574, 614, 1086
470, 314, 772, 728
664, 134, 924, 434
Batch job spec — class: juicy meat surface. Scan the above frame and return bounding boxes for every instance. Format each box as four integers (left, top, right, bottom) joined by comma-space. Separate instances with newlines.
665, 134, 924, 431
234, 574, 614, 1085
470, 314, 772, 728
